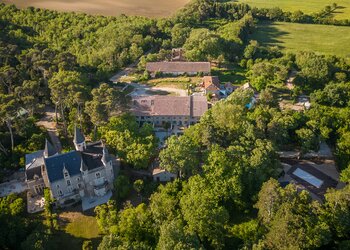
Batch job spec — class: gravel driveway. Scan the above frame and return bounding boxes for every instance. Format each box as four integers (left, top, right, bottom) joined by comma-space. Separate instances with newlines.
128, 83, 187, 97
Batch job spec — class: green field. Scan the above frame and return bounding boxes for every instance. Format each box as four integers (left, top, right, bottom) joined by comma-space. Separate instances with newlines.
250, 22, 350, 57
239, 0, 350, 20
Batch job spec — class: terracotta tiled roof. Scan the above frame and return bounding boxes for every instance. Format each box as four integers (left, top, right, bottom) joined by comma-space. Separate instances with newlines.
131, 96, 208, 118
192, 96, 209, 117
146, 62, 211, 73
203, 76, 220, 90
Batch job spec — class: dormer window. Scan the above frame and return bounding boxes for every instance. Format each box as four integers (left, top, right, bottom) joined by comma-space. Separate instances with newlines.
96, 172, 101, 179
63, 166, 70, 179
67, 180, 71, 186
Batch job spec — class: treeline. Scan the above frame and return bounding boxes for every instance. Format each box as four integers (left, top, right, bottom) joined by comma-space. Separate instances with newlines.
0, 4, 160, 78
175, 0, 350, 26
252, 5, 350, 26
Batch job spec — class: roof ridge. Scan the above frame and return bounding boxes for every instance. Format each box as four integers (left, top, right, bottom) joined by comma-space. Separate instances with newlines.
45, 150, 76, 160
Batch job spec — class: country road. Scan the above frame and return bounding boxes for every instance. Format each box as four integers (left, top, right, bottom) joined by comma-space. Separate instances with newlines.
36, 107, 62, 153
109, 50, 153, 83
109, 61, 139, 83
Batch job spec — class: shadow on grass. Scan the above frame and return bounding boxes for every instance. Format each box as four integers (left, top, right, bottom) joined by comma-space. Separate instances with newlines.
52, 204, 102, 250
145, 90, 171, 95
212, 63, 247, 84
335, 5, 346, 10
250, 22, 289, 48
50, 230, 101, 250
327, 6, 346, 18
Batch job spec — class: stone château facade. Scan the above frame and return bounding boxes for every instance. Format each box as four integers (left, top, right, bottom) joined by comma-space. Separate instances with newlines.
25, 127, 119, 209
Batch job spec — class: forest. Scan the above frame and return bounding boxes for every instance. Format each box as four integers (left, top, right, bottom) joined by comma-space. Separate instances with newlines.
0, 0, 350, 249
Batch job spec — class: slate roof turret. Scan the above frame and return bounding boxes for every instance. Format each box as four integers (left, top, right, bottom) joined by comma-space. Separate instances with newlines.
74, 126, 85, 144
44, 139, 57, 158
102, 146, 111, 164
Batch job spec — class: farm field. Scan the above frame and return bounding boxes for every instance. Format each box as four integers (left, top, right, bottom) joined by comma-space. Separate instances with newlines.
250, 22, 350, 58
238, 0, 350, 20
0, 0, 189, 17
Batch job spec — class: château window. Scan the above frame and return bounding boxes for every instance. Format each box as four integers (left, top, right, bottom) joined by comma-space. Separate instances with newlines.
67, 180, 71, 186
56, 184, 60, 189
64, 171, 69, 178
96, 172, 101, 179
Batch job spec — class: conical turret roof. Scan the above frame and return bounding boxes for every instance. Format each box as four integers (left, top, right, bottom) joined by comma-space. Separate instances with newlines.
44, 139, 57, 158
74, 126, 85, 144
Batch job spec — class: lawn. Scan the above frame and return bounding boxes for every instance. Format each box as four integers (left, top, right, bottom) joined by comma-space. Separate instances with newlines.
238, 0, 350, 20
212, 64, 247, 84
146, 77, 202, 89
50, 211, 101, 250
63, 212, 100, 239
250, 21, 350, 58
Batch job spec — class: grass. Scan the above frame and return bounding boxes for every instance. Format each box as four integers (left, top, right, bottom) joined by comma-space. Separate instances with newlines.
211, 64, 247, 84
63, 212, 100, 239
250, 21, 350, 58
238, 0, 350, 20
119, 75, 139, 83
145, 90, 179, 96
28, 210, 102, 250
146, 77, 202, 89
49, 211, 102, 250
